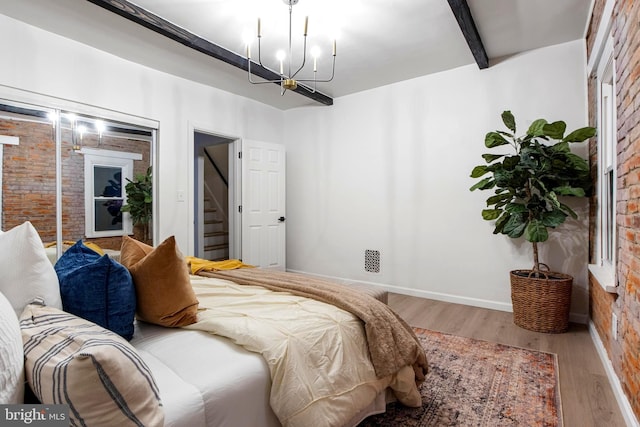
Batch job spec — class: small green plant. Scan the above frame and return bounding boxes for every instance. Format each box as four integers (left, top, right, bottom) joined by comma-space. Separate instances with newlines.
470, 111, 596, 274
121, 166, 152, 242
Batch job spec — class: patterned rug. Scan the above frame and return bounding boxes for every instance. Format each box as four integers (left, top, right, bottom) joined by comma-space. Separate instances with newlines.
359, 328, 562, 427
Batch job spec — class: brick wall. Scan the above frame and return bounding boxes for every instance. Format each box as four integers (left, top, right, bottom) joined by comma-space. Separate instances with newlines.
1, 116, 150, 251
1, 119, 57, 241
587, 0, 640, 419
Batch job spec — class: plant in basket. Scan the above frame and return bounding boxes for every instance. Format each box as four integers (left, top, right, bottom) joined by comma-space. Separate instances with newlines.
470, 111, 596, 333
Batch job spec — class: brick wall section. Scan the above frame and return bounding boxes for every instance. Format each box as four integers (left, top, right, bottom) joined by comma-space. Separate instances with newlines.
1, 119, 57, 241
586, 0, 608, 58
587, 0, 640, 419
2, 117, 150, 251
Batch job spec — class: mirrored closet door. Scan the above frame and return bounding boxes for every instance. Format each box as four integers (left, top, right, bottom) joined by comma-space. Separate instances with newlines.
0, 97, 156, 262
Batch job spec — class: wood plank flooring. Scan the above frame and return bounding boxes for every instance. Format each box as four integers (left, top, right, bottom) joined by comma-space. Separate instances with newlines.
388, 293, 627, 427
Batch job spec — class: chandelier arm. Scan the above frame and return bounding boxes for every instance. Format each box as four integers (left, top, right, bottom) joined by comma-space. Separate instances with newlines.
295, 56, 336, 83
247, 59, 283, 85
257, 36, 265, 68
291, 35, 308, 79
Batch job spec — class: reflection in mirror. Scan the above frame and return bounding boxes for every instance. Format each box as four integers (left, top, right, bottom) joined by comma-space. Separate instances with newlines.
0, 101, 57, 246
59, 112, 153, 255
0, 99, 154, 263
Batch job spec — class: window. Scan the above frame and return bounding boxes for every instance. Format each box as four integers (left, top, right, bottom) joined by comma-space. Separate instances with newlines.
590, 34, 617, 291
83, 149, 141, 238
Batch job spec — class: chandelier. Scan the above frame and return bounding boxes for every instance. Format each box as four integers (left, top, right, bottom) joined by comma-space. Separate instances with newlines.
245, 0, 336, 95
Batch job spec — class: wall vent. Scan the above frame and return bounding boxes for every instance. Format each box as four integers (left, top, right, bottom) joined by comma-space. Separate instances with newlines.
364, 249, 380, 273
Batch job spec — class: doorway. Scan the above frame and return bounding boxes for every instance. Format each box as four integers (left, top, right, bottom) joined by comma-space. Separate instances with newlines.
194, 131, 236, 260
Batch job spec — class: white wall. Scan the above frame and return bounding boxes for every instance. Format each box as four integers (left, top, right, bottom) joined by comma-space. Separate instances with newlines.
284, 40, 591, 318
0, 13, 284, 254
0, 11, 591, 317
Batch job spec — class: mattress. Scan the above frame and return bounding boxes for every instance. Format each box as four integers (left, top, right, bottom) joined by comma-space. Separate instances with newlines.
130, 320, 280, 427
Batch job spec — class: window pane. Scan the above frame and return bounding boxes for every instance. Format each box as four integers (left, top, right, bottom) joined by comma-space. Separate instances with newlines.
94, 166, 122, 197
94, 199, 123, 232
606, 170, 614, 262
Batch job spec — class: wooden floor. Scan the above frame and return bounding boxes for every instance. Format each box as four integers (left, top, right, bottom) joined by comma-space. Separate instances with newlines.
388, 293, 627, 427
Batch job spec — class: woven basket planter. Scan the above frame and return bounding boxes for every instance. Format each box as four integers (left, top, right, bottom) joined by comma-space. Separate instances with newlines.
510, 270, 573, 333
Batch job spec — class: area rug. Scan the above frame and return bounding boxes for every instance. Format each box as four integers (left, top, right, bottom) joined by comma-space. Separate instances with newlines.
359, 328, 562, 427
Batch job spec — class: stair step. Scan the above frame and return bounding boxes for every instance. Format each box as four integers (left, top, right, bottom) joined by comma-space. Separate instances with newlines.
204, 219, 224, 225
204, 243, 229, 251
204, 231, 228, 238
204, 208, 217, 213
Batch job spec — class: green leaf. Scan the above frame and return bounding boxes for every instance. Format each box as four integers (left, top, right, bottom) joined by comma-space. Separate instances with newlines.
470, 177, 494, 191
502, 155, 520, 170
524, 219, 549, 242
542, 209, 568, 228
486, 193, 512, 206
501, 110, 516, 133
563, 126, 596, 142
485, 132, 510, 148
470, 165, 489, 178
550, 141, 570, 153
504, 214, 527, 238
554, 185, 586, 197
505, 203, 527, 214
547, 191, 561, 209
542, 121, 566, 140
564, 153, 589, 172
482, 153, 505, 163
482, 209, 502, 220
493, 212, 511, 234
527, 119, 547, 136
560, 202, 578, 219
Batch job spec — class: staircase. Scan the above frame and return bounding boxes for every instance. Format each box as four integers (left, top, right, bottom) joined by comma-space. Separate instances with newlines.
202, 198, 229, 261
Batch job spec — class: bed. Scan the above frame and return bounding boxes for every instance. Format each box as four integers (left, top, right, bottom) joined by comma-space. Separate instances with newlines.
8, 230, 427, 427
130, 270, 428, 427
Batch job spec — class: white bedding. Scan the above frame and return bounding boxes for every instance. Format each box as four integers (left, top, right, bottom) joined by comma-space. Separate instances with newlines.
130, 321, 280, 427
184, 275, 415, 427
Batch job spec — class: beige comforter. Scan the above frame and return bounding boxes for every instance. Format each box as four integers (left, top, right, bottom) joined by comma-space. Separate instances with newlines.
185, 274, 423, 427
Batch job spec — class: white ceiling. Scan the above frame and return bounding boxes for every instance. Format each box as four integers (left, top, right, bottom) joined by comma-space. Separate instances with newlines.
0, 0, 593, 110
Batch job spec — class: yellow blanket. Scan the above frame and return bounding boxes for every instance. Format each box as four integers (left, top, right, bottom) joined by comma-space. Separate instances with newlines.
44, 240, 104, 255
184, 257, 254, 274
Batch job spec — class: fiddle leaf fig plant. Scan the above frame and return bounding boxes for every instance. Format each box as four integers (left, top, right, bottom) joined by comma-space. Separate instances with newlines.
470, 111, 596, 274
121, 166, 152, 243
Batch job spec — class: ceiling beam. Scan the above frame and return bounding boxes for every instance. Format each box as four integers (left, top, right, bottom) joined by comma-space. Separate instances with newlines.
446, 0, 489, 69
85, 0, 334, 106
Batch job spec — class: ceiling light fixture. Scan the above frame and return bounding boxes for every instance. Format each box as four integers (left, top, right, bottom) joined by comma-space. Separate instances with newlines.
246, 0, 336, 95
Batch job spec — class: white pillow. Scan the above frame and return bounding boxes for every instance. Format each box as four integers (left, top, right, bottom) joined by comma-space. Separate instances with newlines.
0, 222, 62, 316
0, 290, 24, 404
20, 304, 165, 426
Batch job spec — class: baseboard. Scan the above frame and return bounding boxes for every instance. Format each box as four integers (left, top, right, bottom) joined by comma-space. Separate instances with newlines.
589, 321, 640, 427
287, 269, 589, 324
287, 269, 511, 311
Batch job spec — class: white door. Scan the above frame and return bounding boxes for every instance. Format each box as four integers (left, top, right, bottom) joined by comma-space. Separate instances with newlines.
241, 139, 286, 270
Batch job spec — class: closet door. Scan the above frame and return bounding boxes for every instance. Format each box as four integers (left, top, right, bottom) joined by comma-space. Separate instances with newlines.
0, 100, 58, 262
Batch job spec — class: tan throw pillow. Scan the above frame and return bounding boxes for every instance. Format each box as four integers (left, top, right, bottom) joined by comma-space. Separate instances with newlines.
20, 304, 164, 427
120, 235, 198, 327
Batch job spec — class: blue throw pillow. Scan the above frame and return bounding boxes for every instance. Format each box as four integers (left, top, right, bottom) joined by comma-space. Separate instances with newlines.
54, 241, 136, 340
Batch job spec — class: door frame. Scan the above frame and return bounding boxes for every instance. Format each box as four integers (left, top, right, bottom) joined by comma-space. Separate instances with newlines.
188, 122, 241, 258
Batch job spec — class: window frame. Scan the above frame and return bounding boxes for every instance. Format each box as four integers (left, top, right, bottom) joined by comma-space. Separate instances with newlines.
83, 148, 141, 238
589, 34, 618, 292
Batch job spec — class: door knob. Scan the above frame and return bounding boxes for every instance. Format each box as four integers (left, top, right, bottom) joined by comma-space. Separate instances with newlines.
278, 216, 286, 222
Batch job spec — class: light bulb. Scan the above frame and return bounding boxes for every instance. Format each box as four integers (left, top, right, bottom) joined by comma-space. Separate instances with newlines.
95, 120, 106, 135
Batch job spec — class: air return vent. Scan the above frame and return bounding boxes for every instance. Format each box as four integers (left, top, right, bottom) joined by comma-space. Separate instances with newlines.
364, 250, 380, 273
